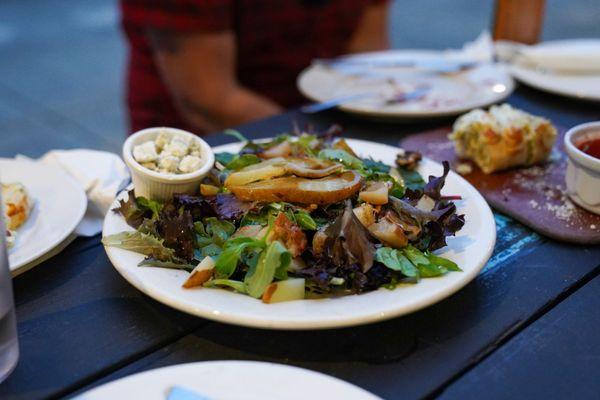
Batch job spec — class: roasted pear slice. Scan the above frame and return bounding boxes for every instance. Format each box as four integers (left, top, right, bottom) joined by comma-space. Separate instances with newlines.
228, 170, 363, 205
259, 141, 293, 159
285, 158, 343, 178
224, 157, 343, 187
359, 181, 389, 205
262, 278, 306, 303
332, 138, 358, 157
224, 158, 287, 187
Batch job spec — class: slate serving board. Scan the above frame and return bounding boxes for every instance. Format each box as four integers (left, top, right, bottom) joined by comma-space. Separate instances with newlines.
400, 127, 600, 244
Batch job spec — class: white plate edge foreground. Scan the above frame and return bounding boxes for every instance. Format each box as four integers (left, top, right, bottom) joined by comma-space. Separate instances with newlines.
1, 158, 87, 271
76, 361, 381, 400
103, 139, 496, 330
297, 50, 515, 118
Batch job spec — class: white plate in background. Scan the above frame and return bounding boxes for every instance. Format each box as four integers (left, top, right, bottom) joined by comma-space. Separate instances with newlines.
103, 139, 496, 330
505, 39, 600, 101
1, 158, 87, 274
297, 50, 514, 119
76, 361, 380, 400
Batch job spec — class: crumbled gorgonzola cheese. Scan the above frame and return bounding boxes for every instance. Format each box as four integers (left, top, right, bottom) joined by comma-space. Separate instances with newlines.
163, 139, 189, 158
158, 155, 180, 173
132, 130, 205, 174
155, 131, 171, 151
133, 141, 158, 163
179, 155, 203, 173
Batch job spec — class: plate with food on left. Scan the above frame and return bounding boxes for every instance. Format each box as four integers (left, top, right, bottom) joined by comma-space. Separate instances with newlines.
103, 127, 495, 330
1, 158, 87, 274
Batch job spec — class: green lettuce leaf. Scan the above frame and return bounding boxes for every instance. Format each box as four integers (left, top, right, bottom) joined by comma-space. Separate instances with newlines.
224, 129, 248, 142
203, 279, 246, 293
225, 154, 261, 170
113, 191, 164, 228
376, 246, 461, 281
295, 134, 318, 156
136, 196, 162, 219
201, 243, 222, 258
375, 247, 419, 278
362, 158, 391, 173
404, 245, 447, 277
214, 236, 267, 277
102, 231, 176, 261
398, 168, 425, 191
240, 202, 316, 230
427, 253, 461, 271
318, 149, 364, 170
244, 240, 291, 298
113, 191, 147, 228
194, 221, 207, 236
137, 257, 195, 272
204, 217, 236, 246
215, 152, 236, 166
294, 210, 317, 230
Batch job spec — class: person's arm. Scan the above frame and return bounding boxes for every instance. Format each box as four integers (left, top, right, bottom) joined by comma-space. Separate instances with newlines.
147, 29, 282, 133
346, 1, 391, 53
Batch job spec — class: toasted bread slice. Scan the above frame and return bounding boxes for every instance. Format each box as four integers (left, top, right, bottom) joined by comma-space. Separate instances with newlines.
2, 182, 33, 230
450, 104, 557, 174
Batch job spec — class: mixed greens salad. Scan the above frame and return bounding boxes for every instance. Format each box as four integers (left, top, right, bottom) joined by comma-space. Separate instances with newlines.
103, 126, 465, 303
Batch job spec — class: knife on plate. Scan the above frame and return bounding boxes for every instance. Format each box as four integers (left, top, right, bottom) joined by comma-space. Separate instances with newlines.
167, 386, 212, 400
300, 86, 430, 114
314, 57, 479, 74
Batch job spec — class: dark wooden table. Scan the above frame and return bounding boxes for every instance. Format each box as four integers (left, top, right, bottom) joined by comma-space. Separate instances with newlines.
1, 85, 599, 400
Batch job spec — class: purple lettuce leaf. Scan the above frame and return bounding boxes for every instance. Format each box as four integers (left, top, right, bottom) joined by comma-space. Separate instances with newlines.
156, 203, 196, 261
320, 200, 376, 273
424, 161, 450, 200
174, 193, 255, 221
113, 190, 149, 229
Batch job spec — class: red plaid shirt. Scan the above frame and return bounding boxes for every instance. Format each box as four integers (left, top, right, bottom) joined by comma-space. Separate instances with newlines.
121, 0, 385, 134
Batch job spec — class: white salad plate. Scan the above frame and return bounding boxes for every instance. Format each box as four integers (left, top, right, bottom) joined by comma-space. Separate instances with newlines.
76, 361, 379, 400
103, 139, 496, 330
297, 50, 514, 120
506, 39, 600, 101
1, 158, 87, 274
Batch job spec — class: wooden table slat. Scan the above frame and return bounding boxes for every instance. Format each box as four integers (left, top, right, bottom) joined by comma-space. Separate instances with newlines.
438, 273, 600, 400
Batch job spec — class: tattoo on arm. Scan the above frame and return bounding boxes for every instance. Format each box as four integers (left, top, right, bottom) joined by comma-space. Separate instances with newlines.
180, 96, 211, 119
146, 29, 184, 54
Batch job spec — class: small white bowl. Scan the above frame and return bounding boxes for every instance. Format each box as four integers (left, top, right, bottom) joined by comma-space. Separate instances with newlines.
564, 121, 600, 215
123, 127, 214, 201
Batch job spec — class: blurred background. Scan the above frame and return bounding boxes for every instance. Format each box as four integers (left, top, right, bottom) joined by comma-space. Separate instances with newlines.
1, 0, 599, 156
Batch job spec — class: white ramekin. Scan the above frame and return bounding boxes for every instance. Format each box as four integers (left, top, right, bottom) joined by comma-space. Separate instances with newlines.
123, 127, 215, 202
564, 121, 600, 215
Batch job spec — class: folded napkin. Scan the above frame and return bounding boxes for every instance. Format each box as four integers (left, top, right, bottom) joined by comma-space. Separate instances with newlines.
18, 150, 130, 236
444, 31, 494, 63
498, 39, 600, 73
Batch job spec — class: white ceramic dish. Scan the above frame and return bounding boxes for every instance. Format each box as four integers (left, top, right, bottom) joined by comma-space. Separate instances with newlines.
103, 139, 496, 330
1, 158, 87, 274
507, 39, 600, 101
564, 121, 600, 214
75, 361, 380, 400
123, 127, 214, 202
297, 50, 514, 120
515, 38, 600, 73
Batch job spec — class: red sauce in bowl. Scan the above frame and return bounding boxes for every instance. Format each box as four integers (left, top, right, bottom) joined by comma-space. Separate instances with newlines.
576, 135, 600, 159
